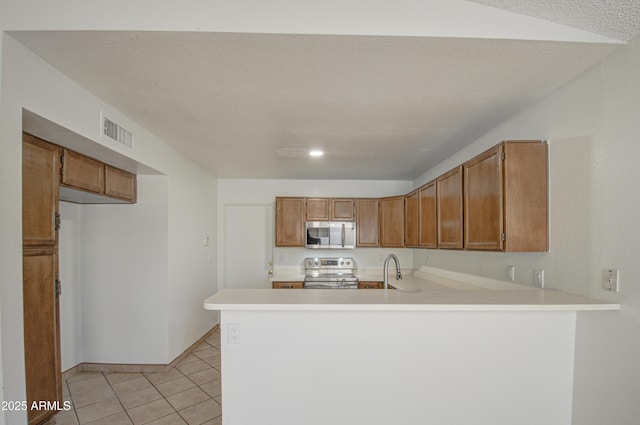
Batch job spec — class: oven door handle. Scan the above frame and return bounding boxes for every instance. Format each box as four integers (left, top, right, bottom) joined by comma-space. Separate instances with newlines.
304, 283, 334, 289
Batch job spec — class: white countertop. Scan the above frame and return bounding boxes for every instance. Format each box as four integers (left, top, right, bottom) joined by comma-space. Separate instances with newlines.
209, 266, 620, 312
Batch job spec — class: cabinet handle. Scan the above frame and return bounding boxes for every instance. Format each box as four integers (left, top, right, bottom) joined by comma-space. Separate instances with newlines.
54, 213, 61, 231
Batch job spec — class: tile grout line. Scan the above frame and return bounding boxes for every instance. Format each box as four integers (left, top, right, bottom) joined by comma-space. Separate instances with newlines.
65, 378, 82, 425
172, 336, 222, 424
101, 370, 138, 425
62, 335, 222, 425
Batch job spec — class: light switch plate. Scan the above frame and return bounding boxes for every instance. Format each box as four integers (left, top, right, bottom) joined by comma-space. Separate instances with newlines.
507, 266, 515, 282
533, 269, 544, 288
603, 269, 620, 292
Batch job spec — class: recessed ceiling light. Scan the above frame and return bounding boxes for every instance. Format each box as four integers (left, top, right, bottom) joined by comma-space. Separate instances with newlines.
309, 150, 324, 157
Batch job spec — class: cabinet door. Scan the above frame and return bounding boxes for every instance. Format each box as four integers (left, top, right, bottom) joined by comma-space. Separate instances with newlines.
22, 134, 60, 247
358, 282, 383, 289
331, 198, 355, 221
502, 141, 548, 252
61, 149, 105, 194
419, 180, 437, 248
276, 197, 305, 247
272, 282, 304, 289
23, 249, 62, 425
356, 199, 379, 247
464, 145, 504, 250
380, 196, 405, 247
404, 190, 419, 248
105, 165, 137, 202
306, 198, 330, 221
437, 166, 464, 249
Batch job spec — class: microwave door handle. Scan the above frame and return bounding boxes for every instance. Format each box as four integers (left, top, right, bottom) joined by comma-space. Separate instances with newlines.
341, 223, 345, 247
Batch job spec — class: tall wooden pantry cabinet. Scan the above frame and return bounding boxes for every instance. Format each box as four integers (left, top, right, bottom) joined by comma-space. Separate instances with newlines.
22, 133, 63, 425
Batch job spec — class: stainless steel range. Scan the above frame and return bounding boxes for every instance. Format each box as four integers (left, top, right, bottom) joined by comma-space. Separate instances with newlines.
303, 257, 359, 289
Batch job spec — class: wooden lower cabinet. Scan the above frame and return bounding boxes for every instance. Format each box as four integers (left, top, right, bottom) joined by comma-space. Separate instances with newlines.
272, 281, 304, 289
358, 281, 383, 289
23, 251, 62, 425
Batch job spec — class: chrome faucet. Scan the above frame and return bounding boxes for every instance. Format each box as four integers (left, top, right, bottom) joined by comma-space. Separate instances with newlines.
383, 254, 402, 289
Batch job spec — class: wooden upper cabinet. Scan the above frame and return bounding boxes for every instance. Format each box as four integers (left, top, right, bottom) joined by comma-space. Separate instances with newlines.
419, 180, 437, 248
404, 190, 419, 248
437, 166, 464, 249
331, 198, 355, 221
105, 165, 137, 202
379, 195, 405, 247
306, 198, 330, 221
355, 199, 379, 247
22, 134, 60, 247
276, 197, 305, 247
464, 145, 503, 250
59, 148, 137, 204
306, 198, 354, 221
61, 148, 105, 194
465, 141, 548, 252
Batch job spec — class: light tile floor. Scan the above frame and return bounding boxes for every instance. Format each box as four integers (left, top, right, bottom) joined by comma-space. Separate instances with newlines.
54, 329, 222, 425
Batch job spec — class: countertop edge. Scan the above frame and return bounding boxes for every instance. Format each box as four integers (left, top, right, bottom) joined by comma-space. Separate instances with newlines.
203, 301, 620, 312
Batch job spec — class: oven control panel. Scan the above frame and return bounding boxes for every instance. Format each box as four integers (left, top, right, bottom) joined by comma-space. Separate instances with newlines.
305, 257, 354, 270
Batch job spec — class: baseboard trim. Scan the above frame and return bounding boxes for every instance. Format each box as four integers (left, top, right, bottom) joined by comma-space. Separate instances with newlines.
62, 324, 219, 378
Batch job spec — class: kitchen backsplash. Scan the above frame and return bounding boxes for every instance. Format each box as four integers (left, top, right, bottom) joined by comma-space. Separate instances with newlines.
273, 247, 413, 275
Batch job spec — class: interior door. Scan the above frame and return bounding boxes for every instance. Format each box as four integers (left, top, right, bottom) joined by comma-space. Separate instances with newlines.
224, 204, 274, 289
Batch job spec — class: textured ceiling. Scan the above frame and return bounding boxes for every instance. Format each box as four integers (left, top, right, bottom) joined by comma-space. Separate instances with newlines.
9, 1, 639, 180
468, 0, 640, 41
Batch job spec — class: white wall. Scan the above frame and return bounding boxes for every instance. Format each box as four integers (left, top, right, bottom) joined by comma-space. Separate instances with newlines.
0, 34, 218, 423
412, 36, 640, 424
167, 165, 217, 360
59, 202, 84, 370
79, 176, 169, 364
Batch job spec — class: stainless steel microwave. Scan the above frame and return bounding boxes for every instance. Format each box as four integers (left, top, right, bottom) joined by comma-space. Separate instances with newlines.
305, 221, 356, 249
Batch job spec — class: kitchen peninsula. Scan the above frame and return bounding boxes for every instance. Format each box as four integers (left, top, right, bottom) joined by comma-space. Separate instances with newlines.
203, 267, 618, 425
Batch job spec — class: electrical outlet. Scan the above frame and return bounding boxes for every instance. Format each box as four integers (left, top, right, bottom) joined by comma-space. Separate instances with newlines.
603, 269, 620, 292
507, 266, 515, 282
228, 323, 241, 344
533, 269, 544, 288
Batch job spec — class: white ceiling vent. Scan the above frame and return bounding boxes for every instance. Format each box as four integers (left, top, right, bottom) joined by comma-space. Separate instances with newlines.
102, 114, 134, 150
